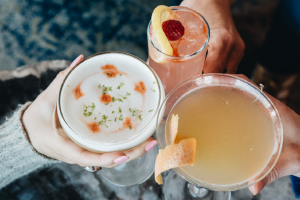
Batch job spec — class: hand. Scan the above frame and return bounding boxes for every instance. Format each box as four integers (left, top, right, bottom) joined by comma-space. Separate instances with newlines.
22, 55, 158, 168
180, 0, 245, 73
233, 75, 300, 195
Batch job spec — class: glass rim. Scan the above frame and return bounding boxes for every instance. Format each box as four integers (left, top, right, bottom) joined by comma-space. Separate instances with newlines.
147, 6, 210, 59
58, 51, 162, 147
156, 73, 283, 191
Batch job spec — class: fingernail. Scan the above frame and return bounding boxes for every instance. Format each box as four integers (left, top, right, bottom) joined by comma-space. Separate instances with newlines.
70, 54, 83, 68
145, 140, 158, 152
249, 185, 257, 195
114, 156, 129, 164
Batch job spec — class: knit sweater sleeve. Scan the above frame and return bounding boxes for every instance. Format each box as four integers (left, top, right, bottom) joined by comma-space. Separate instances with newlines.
0, 102, 60, 189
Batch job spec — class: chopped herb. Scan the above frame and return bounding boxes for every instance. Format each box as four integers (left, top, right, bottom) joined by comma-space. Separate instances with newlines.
129, 126, 132, 130
105, 103, 108, 105
151, 89, 156, 92
106, 73, 113, 77
118, 94, 127, 100
130, 108, 142, 117
117, 82, 125, 89
118, 98, 123, 102
98, 84, 112, 94
139, 115, 143, 121
98, 115, 108, 127
83, 103, 97, 117
112, 97, 116, 102
94, 117, 96, 120
119, 115, 123, 121
119, 74, 122, 76
126, 92, 131, 96
102, 115, 108, 121
67, 85, 69, 87
149, 110, 153, 112
112, 111, 115, 113
153, 81, 156, 84
118, 107, 122, 113
108, 120, 112, 121
114, 117, 117, 122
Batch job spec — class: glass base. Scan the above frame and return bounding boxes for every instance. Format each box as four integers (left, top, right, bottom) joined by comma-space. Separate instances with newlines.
99, 145, 158, 187
164, 170, 231, 200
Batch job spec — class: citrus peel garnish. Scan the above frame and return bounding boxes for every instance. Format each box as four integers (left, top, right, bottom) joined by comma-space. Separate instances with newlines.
151, 5, 174, 56
155, 138, 197, 184
170, 114, 179, 144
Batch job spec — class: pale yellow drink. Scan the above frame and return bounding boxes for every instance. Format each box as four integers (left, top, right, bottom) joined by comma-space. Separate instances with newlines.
168, 85, 275, 185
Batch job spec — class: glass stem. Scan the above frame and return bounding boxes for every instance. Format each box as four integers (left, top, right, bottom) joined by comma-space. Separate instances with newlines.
188, 183, 210, 198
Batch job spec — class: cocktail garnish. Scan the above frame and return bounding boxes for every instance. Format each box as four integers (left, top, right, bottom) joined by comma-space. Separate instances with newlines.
162, 20, 185, 41
151, 5, 174, 56
170, 114, 179, 143
155, 138, 197, 184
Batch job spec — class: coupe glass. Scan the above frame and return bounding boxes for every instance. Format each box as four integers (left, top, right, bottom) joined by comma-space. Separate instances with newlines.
156, 74, 283, 199
57, 52, 164, 186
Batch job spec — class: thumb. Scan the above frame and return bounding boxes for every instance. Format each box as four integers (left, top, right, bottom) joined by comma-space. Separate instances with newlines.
248, 147, 300, 195
46, 54, 84, 96
249, 167, 280, 195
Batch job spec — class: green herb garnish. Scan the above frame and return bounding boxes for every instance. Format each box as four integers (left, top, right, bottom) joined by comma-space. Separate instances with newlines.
117, 82, 125, 90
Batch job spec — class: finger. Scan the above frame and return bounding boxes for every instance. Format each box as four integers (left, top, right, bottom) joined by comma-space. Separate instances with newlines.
203, 36, 232, 73
108, 138, 157, 168
224, 39, 245, 74
249, 147, 300, 195
52, 54, 84, 88
224, 50, 243, 74
42, 55, 84, 105
56, 138, 128, 167
46, 54, 84, 94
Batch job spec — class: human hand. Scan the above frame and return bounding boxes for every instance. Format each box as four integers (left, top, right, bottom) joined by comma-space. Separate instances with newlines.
22, 55, 158, 168
180, 0, 245, 73
233, 75, 300, 195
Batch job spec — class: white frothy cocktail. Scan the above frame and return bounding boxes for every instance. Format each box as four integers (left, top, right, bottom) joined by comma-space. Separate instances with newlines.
58, 52, 164, 152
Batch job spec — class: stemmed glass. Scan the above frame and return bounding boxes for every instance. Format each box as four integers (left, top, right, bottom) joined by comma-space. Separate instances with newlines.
156, 74, 283, 199
57, 52, 164, 186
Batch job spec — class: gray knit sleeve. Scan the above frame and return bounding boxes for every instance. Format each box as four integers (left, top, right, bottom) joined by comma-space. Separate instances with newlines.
0, 102, 60, 189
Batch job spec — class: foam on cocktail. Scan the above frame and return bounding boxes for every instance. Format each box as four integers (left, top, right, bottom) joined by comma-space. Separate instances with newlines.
59, 53, 161, 146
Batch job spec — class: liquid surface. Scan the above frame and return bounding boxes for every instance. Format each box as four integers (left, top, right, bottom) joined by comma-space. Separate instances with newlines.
60, 54, 160, 144
168, 86, 275, 185
148, 8, 208, 95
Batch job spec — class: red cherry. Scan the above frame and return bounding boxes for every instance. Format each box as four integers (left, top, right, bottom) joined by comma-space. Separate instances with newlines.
162, 20, 185, 41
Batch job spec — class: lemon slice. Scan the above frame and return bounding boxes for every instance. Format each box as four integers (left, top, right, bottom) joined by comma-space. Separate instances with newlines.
150, 5, 174, 63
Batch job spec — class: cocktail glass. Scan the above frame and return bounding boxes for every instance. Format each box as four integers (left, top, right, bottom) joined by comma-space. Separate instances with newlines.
57, 52, 165, 186
156, 74, 283, 199
147, 6, 210, 95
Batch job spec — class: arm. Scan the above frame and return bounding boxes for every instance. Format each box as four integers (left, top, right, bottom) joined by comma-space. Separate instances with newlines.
180, 0, 245, 73
0, 103, 59, 189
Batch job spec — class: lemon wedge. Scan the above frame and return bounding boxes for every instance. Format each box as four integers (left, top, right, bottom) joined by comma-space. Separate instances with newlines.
150, 5, 174, 63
